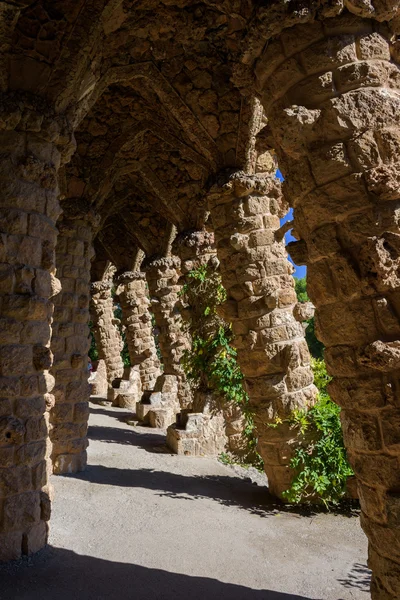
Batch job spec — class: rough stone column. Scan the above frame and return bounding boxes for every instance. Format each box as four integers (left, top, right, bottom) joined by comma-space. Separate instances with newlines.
50, 206, 96, 474
254, 13, 400, 597
145, 256, 191, 410
0, 116, 74, 560
116, 271, 161, 392
167, 229, 246, 455
90, 280, 124, 396
173, 229, 216, 288
208, 172, 317, 497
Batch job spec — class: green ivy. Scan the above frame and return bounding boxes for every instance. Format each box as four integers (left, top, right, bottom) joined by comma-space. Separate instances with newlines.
282, 358, 354, 506
181, 264, 262, 468
294, 277, 324, 360
88, 320, 98, 363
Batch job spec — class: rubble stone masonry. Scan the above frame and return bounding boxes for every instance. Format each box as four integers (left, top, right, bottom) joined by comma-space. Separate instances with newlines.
208, 171, 317, 498
0, 108, 75, 559
116, 271, 161, 392
255, 13, 400, 598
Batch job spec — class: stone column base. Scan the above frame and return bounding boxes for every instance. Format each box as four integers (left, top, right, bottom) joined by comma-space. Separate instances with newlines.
108, 367, 142, 410
89, 360, 108, 397
166, 406, 228, 456
136, 374, 180, 428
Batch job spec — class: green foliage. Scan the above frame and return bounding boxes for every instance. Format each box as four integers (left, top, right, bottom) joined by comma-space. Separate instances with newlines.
294, 277, 308, 304
282, 358, 354, 506
181, 264, 262, 468
88, 321, 98, 363
181, 265, 246, 407
294, 277, 324, 360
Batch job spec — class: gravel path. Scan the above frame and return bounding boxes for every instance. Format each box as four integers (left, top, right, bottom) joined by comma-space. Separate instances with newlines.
0, 402, 370, 600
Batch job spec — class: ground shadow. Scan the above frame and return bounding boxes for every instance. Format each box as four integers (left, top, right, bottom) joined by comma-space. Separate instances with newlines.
0, 546, 318, 600
90, 407, 142, 425
338, 562, 371, 593
70, 463, 357, 520
86, 424, 359, 519
88, 423, 171, 453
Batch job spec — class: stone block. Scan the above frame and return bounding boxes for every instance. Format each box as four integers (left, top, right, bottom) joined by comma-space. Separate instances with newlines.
53, 451, 86, 475
22, 521, 48, 555
301, 35, 357, 75
116, 393, 138, 410
136, 400, 152, 424
3, 491, 40, 530
148, 409, 173, 429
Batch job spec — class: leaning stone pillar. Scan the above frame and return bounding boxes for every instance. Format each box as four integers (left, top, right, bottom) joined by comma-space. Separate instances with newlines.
142, 256, 191, 426
208, 172, 317, 498
50, 204, 97, 474
0, 116, 74, 559
254, 13, 400, 598
167, 229, 230, 455
90, 280, 124, 397
116, 271, 161, 392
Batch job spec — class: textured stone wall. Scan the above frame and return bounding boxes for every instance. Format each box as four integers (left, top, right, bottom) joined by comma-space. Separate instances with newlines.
90, 280, 124, 398
254, 13, 400, 598
167, 229, 247, 455
50, 213, 93, 475
0, 115, 74, 560
116, 271, 161, 392
145, 256, 191, 408
208, 171, 317, 498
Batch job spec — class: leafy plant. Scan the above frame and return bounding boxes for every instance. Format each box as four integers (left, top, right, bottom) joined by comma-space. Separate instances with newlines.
294, 277, 324, 360
282, 358, 354, 506
181, 263, 262, 468
88, 320, 99, 363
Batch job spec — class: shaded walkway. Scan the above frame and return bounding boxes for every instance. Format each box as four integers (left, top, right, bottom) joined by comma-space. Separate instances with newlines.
0, 403, 369, 599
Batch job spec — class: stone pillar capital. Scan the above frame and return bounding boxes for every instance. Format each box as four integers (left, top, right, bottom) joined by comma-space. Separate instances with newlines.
91, 280, 113, 296
118, 270, 146, 284
207, 170, 283, 210
0, 91, 76, 162
172, 229, 216, 274
143, 255, 181, 275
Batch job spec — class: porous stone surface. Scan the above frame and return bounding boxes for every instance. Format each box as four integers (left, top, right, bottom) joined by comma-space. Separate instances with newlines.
0, 116, 72, 560
116, 271, 161, 392
88, 359, 108, 397
167, 398, 228, 457
1, 2, 400, 595
144, 255, 191, 422
110, 366, 142, 411
50, 209, 95, 475
208, 171, 317, 498
90, 280, 124, 398
256, 13, 400, 598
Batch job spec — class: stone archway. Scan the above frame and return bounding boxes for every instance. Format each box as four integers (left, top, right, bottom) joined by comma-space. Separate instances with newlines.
0, 3, 399, 598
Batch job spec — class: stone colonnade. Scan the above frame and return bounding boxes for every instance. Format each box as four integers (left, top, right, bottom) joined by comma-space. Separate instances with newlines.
50, 208, 94, 474
256, 14, 400, 598
0, 115, 74, 559
208, 172, 316, 497
90, 280, 124, 398
116, 271, 161, 392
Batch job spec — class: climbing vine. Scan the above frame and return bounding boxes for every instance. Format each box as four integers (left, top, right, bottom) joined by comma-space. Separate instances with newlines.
180, 264, 261, 466
88, 320, 99, 363
281, 358, 354, 506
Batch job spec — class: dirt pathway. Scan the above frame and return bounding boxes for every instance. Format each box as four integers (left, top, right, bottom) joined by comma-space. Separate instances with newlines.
0, 402, 369, 600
